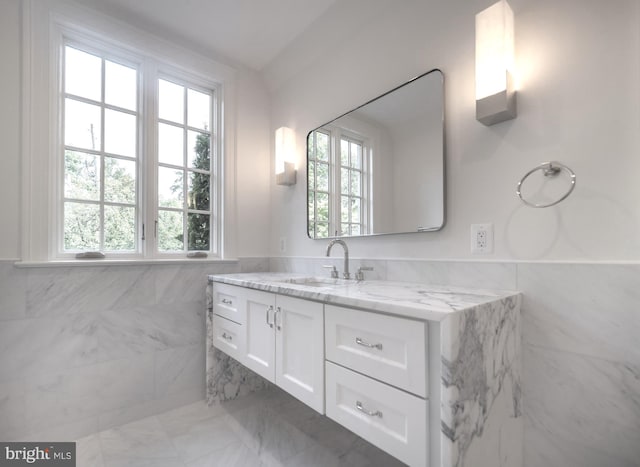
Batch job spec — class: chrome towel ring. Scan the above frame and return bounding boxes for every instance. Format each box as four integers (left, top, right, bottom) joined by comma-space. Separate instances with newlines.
516, 161, 576, 208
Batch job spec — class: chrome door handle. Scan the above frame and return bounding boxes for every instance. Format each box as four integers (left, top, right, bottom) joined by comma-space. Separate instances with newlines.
275, 307, 282, 331
221, 332, 232, 341
266, 305, 274, 328
221, 298, 233, 305
355, 337, 382, 350
356, 401, 382, 418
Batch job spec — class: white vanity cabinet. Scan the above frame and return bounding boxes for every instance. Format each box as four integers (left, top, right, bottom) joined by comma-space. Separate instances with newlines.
325, 305, 429, 466
212, 283, 325, 413
209, 275, 523, 467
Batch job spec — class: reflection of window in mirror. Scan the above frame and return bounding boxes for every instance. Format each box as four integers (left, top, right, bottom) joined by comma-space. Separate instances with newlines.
308, 126, 371, 238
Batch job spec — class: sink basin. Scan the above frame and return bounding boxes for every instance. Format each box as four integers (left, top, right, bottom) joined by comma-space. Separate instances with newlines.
276, 277, 351, 288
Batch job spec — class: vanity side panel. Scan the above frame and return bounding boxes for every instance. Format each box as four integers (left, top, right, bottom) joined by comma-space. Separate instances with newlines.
440, 294, 522, 467
206, 282, 269, 405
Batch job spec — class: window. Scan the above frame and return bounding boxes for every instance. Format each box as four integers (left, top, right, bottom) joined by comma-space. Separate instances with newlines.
23, 3, 235, 262
339, 136, 365, 236
62, 45, 139, 253
57, 36, 220, 259
308, 127, 369, 238
307, 129, 331, 238
156, 79, 213, 253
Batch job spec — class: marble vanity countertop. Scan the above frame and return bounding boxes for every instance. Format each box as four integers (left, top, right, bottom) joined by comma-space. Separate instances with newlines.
208, 272, 520, 321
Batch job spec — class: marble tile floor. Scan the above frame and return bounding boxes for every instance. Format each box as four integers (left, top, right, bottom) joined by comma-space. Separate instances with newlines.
75, 387, 406, 467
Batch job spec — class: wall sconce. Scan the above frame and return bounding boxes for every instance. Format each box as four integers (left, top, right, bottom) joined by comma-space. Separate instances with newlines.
275, 126, 297, 186
475, 0, 516, 126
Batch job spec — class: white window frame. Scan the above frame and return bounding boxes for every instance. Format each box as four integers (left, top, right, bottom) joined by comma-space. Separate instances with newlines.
21, 0, 237, 262
151, 69, 221, 258
57, 37, 144, 259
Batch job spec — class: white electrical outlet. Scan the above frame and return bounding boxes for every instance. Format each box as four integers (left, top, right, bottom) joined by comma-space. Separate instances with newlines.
279, 237, 287, 253
471, 223, 494, 254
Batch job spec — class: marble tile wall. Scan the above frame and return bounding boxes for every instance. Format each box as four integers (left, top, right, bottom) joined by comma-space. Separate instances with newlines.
0, 258, 269, 442
519, 264, 640, 467
270, 257, 640, 467
2, 256, 637, 467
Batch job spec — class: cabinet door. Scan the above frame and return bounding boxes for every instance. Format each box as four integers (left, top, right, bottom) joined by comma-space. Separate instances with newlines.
243, 288, 276, 382
275, 295, 324, 413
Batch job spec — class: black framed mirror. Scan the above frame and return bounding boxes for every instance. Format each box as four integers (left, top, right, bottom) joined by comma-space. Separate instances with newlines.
306, 69, 445, 239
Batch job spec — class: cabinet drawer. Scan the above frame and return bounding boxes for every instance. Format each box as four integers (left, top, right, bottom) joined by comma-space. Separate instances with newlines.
326, 362, 428, 467
212, 314, 245, 363
325, 305, 428, 397
213, 283, 245, 324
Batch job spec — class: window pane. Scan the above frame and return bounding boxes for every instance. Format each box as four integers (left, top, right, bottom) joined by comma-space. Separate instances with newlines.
188, 172, 210, 210
188, 131, 210, 170
341, 223, 349, 236
341, 196, 349, 222
159, 79, 184, 124
317, 223, 329, 238
308, 161, 315, 190
340, 139, 349, 166
158, 167, 183, 208
64, 202, 100, 250
65, 98, 101, 151
317, 162, 329, 191
158, 210, 183, 251
105, 61, 137, 111
351, 224, 361, 236
351, 197, 361, 221
341, 168, 349, 195
187, 89, 211, 130
104, 205, 135, 250
308, 191, 315, 220
317, 133, 329, 162
65, 46, 101, 101
105, 109, 136, 157
316, 193, 329, 222
158, 123, 184, 166
64, 151, 100, 201
105, 157, 136, 204
350, 172, 361, 196
350, 142, 362, 169
187, 213, 210, 250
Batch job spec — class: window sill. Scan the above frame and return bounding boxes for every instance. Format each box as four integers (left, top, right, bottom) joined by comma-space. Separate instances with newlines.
14, 258, 239, 268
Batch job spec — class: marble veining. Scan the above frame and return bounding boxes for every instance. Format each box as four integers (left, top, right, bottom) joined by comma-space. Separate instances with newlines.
209, 273, 517, 322
440, 295, 522, 467
206, 283, 269, 405
209, 272, 522, 467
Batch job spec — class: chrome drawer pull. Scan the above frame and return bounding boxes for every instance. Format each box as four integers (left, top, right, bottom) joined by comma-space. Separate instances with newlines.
355, 337, 383, 350
221, 332, 233, 341
221, 298, 233, 305
266, 305, 274, 328
356, 401, 383, 418
275, 307, 282, 331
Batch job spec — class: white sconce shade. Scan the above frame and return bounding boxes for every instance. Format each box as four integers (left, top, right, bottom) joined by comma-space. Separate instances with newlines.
476, 0, 516, 125
275, 126, 297, 186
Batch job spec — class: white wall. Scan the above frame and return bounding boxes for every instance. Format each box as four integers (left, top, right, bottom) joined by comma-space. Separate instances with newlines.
234, 70, 272, 257
0, 0, 22, 259
267, 0, 640, 261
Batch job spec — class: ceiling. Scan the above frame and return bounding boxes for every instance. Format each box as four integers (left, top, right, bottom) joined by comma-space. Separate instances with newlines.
76, 0, 339, 70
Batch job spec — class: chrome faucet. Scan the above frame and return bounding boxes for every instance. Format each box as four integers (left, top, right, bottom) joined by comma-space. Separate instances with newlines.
325, 239, 350, 279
